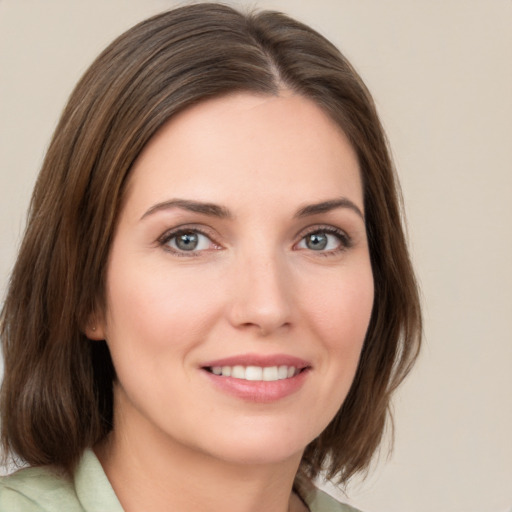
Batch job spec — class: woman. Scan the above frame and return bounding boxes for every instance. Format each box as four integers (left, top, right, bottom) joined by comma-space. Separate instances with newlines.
0, 4, 421, 511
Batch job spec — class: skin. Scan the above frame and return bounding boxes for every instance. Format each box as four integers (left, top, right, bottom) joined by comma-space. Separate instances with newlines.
89, 91, 374, 512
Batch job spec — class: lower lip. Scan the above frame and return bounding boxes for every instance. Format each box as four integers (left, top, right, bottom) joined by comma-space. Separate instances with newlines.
202, 369, 310, 403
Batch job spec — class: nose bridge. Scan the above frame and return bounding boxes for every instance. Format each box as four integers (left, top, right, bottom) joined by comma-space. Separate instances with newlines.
227, 240, 293, 335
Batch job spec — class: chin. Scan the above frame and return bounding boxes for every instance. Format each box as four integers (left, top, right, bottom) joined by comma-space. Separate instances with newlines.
192, 424, 312, 467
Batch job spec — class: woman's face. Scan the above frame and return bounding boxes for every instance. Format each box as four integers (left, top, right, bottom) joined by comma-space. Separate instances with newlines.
94, 92, 374, 466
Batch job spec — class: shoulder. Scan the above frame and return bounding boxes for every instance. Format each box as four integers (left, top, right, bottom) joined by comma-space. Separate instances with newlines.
0, 465, 83, 512
0, 449, 123, 512
305, 487, 364, 512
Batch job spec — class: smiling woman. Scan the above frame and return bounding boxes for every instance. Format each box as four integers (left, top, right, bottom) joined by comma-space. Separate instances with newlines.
0, 4, 421, 512
89, 93, 375, 490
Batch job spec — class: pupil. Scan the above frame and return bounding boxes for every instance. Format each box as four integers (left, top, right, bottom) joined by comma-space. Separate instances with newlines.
307, 233, 327, 250
176, 232, 198, 251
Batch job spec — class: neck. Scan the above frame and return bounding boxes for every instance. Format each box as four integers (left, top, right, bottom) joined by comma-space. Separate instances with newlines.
95, 393, 307, 512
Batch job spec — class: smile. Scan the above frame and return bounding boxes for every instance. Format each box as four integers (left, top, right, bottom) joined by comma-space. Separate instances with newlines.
206, 365, 300, 381
200, 355, 311, 402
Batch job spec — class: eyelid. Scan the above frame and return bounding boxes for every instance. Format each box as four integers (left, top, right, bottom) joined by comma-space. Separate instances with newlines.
294, 225, 353, 252
157, 224, 222, 255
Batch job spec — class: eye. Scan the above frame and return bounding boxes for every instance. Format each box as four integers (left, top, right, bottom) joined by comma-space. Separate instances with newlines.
296, 228, 350, 253
160, 229, 218, 254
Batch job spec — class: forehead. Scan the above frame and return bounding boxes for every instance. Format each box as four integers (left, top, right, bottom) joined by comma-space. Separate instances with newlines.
123, 92, 363, 217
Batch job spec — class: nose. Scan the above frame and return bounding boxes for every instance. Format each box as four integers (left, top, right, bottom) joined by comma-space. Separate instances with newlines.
226, 250, 294, 336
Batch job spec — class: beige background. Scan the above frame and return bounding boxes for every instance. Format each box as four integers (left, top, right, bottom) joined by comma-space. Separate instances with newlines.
1, 1, 511, 511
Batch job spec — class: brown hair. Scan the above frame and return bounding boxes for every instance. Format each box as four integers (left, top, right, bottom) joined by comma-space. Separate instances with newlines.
1, 3, 421, 484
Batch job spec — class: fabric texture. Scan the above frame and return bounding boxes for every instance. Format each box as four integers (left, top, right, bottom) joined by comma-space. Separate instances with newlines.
0, 449, 362, 511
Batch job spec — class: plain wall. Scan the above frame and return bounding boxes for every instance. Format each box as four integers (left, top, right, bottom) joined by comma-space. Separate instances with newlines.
1, 1, 511, 511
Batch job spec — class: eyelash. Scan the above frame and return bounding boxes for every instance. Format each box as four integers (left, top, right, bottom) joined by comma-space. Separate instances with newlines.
158, 226, 220, 257
296, 226, 352, 255
157, 225, 352, 257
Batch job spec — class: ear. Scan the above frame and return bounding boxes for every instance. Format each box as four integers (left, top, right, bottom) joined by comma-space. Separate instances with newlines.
84, 312, 107, 340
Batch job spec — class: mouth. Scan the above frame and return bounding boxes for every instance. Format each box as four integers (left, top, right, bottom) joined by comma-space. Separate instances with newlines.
200, 354, 311, 402
203, 365, 306, 382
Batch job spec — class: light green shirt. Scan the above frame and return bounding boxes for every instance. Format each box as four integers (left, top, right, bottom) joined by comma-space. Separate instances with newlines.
0, 449, 362, 512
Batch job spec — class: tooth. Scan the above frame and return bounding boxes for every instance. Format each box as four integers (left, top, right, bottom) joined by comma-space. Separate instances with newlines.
232, 366, 245, 379
245, 366, 263, 381
211, 364, 300, 380
263, 366, 278, 381
277, 366, 289, 380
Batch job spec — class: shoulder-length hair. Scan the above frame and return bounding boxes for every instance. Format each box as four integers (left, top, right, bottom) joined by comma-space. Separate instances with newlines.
1, 3, 421, 484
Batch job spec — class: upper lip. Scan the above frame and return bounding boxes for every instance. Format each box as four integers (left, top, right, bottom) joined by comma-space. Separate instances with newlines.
201, 353, 311, 369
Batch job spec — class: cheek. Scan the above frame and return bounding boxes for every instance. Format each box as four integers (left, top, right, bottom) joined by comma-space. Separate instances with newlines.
304, 265, 374, 350
291, 264, 374, 437
104, 260, 223, 356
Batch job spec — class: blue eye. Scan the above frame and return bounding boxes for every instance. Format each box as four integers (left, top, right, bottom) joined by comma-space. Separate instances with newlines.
304, 232, 329, 250
164, 230, 214, 253
297, 229, 349, 252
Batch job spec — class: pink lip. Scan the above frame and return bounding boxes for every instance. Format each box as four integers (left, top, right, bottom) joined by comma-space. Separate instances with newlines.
200, 353, 311, 403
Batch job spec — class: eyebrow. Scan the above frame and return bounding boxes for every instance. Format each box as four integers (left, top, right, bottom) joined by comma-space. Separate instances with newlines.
140, 197, 364, 221
294, 198, 364, 220
141, 199, 232, 220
